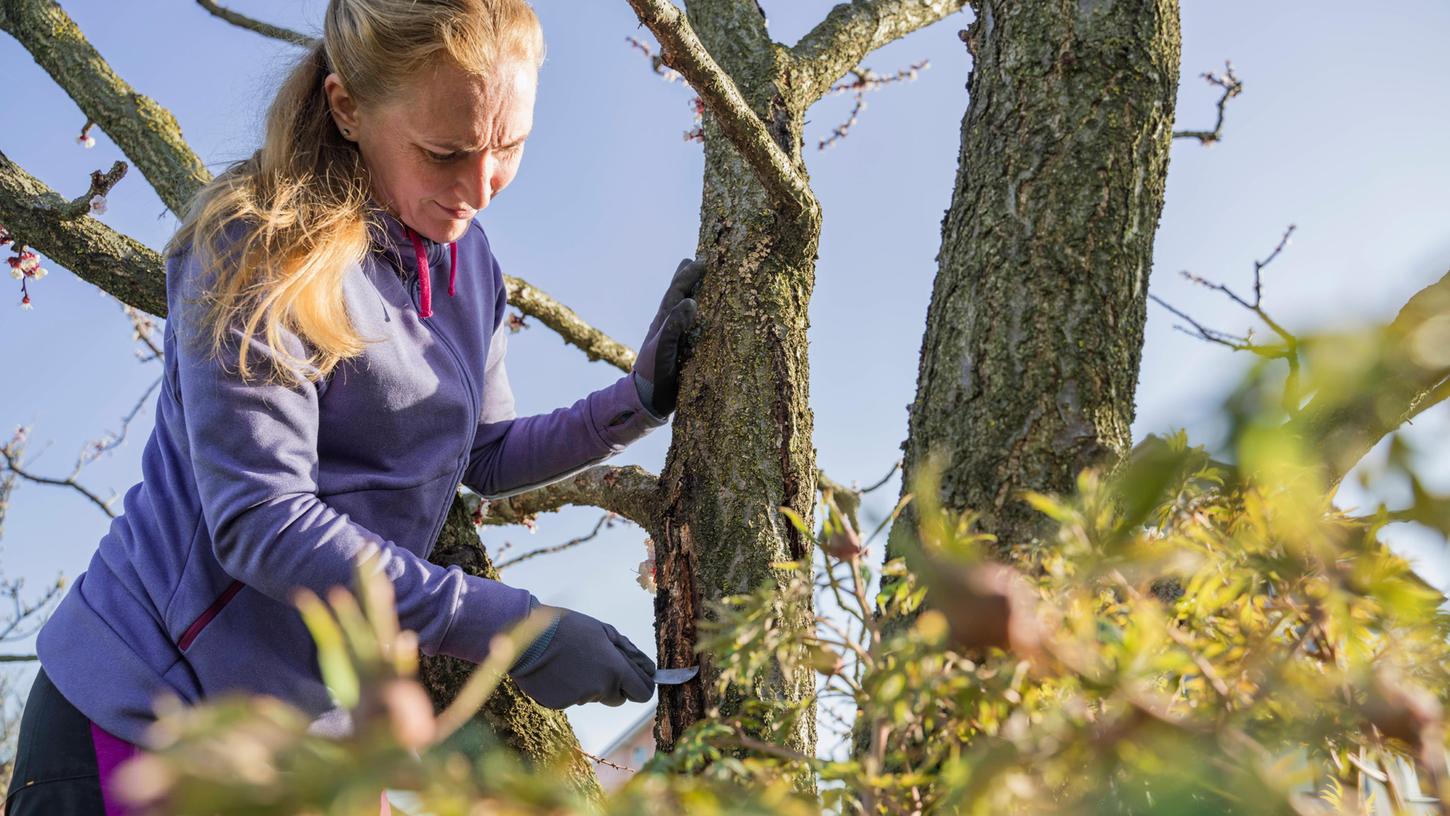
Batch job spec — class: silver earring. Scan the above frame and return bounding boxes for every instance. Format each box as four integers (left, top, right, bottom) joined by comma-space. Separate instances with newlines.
341, 127, 351, 136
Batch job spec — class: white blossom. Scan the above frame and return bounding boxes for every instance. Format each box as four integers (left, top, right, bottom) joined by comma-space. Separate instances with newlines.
635, 537, 657, 595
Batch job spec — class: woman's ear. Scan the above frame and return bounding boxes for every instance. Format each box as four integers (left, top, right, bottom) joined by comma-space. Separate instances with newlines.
323, 73, 361, 140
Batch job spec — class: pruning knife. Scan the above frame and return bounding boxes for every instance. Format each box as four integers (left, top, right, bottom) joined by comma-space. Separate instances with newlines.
653, 666, 700, 685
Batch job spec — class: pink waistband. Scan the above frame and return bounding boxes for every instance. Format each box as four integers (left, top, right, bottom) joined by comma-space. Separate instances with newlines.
90, 720, 140, 816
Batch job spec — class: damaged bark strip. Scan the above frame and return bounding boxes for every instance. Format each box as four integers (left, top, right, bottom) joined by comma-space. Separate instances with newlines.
888, 0, 1183, 566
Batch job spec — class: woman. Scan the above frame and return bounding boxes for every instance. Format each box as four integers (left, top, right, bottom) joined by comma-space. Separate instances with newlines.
5, 1, 696, 813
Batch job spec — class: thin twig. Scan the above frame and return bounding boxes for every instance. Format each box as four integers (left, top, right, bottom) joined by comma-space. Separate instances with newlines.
494, 512, 619, 570
1, 432, 117, 519
819, 61, 928, 150
76, 375, 162, 471
194, 0, 316, 47
576, 745, 635, 773
1174, 61, 1244, 146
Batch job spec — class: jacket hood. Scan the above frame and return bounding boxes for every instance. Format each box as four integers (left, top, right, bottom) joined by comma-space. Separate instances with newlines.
365, 198, 458, 319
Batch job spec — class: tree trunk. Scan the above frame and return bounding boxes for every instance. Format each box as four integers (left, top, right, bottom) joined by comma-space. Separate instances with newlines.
652, 1, 821, 766
887, 0, 1182, 568
421, 498, 604, 803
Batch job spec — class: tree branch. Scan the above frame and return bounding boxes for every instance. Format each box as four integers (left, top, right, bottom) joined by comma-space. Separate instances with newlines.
0, 0, 211, 216
788, 0, 967, 107
470, 465, 660, 534
0, 149, 168, 317
623, 0, 818, 215
194, 0, 316, 47
503, 275, 636, 372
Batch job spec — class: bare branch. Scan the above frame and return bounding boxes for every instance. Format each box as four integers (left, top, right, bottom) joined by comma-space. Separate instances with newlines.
576, 746, 635, 773
818, 61, 928, 151
858, 460, 901, 494
194, 0, 316, 47
0, 0, 211, 215
623, 0, 818, 215
1149, 293, 1255, 352
76, 376, 163, 471
1, 428, 117, 519
788, 0, 967, 107
0, 562, 63, 643
1150, 226, 1302, 413
1174, 61, 1244, 146
495, 512, 621, 571
469, 465, 660, 534
123, 302, 164, 363
503, 275, 636, 372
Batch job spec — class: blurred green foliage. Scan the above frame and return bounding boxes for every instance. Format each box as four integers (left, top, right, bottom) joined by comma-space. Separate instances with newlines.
116, 314, 1450, 814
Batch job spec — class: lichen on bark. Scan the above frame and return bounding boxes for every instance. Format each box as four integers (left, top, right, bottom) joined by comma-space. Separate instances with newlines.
888, 0, 1184, 568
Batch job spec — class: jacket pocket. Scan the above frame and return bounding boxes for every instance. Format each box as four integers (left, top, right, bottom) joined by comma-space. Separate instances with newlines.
176, 581, 336, 719
177, 579, 245, 651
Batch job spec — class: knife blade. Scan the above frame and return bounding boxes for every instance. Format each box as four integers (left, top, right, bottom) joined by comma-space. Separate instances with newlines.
653, 666, 699, 685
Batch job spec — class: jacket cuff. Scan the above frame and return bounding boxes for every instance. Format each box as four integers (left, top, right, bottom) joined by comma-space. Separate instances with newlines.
509, 595, 560, 673
588, 373, 670, 450
437, 571, 535, 665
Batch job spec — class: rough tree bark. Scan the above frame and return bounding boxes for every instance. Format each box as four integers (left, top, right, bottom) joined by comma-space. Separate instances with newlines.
885, 0, 1183, 573
623, 0, 967, 765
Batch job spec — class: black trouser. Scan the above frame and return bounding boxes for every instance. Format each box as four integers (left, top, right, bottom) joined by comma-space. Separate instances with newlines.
5, 666, 118, 815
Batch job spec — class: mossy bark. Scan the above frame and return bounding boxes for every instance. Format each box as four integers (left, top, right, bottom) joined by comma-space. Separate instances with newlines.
420, 497, 605, 804
887, 0, 1183, 569
651, 0, 821, 768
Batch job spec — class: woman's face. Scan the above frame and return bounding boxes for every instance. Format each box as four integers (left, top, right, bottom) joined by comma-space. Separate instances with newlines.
326, 57, 537, 244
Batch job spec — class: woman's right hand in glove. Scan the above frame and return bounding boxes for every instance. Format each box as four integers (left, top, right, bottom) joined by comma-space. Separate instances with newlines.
507, 600, 656, 708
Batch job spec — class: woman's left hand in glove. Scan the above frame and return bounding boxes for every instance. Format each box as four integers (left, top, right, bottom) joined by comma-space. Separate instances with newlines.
632, 258, 705, 418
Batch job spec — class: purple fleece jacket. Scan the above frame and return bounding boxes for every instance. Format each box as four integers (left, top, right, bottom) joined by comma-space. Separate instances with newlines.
35, 203, 666, 747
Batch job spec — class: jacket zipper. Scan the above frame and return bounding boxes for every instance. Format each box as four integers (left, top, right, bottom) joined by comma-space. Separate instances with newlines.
178, 579, 245, 650
409, 270, 478, 549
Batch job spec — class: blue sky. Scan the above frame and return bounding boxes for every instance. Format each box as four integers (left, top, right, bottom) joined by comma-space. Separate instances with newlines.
3, 1, 1448, 755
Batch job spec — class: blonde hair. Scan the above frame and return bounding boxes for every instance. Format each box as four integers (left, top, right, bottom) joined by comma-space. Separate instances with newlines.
165, 0, 545, 387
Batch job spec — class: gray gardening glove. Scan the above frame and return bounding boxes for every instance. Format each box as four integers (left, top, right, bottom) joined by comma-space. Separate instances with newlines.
632, 258, 706, 418
508, 598, 656, 708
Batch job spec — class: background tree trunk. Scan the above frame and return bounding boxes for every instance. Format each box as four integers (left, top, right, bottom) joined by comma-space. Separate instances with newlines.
887, 0, 1183, 569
